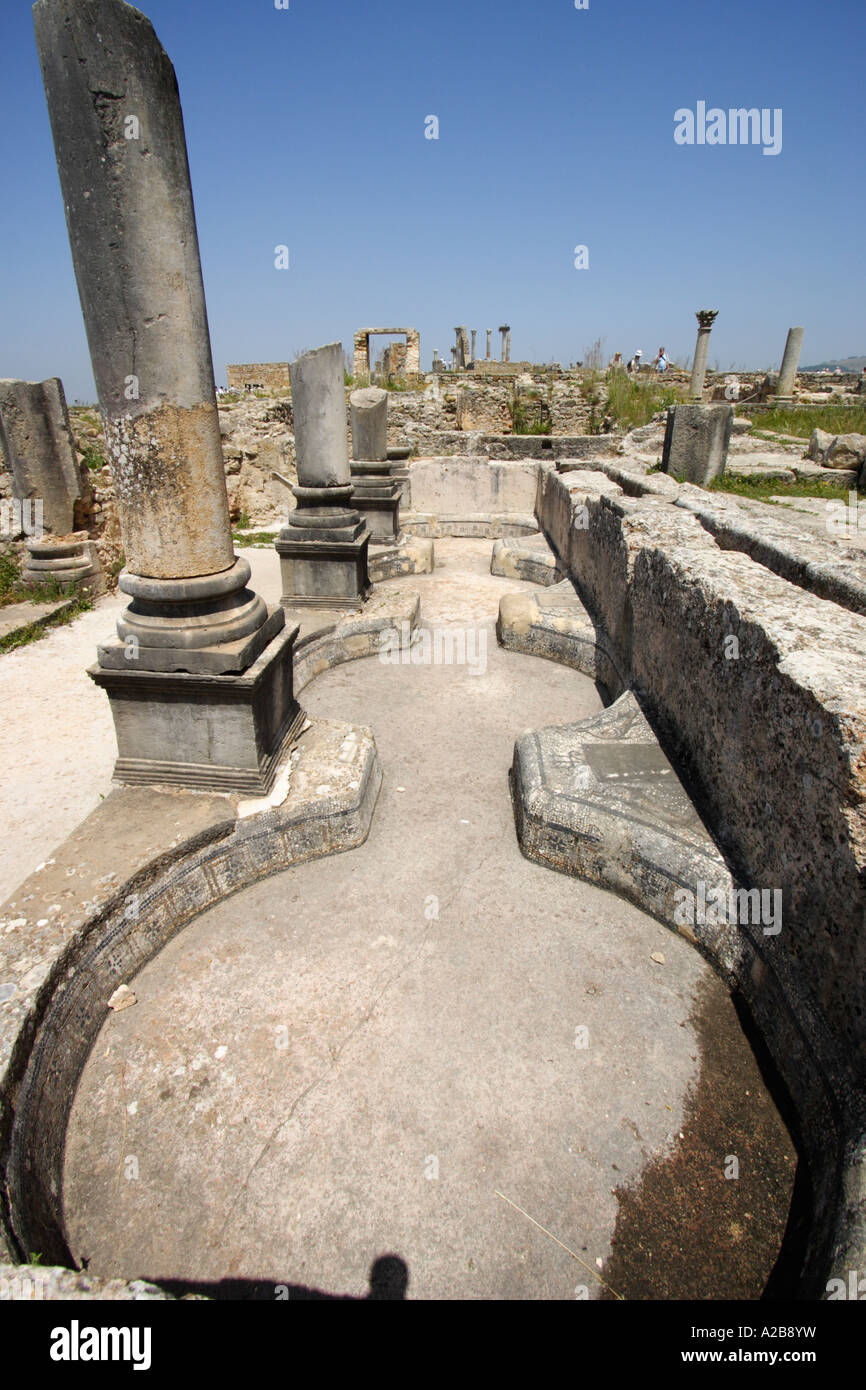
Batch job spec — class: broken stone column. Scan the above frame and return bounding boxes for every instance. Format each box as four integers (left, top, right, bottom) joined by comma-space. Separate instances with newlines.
453, 327, 470, 371
276, 344, 370, 608
35, 0, 301, 792
0, 376, 101, 589
688, 310, 719, 400
351, 386, 388, 464
470, 329, 477, 364
775, 326, 805, 402
349, 387, 401, 545
486, 329, 492, 361
451, 347, 458, 371
661, 402, 733, 485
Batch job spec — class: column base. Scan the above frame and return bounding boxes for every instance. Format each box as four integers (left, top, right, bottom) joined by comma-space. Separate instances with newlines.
23, 539, 103, 595
88, 623, 304, 794
276, 534, 372, 610
350, 469, 403, 544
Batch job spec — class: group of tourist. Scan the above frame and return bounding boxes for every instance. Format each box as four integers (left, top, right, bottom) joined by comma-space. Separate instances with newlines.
610, 348, 670, 373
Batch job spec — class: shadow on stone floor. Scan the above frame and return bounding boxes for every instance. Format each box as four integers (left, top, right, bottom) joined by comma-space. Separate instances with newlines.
156, 1253, 410, 1302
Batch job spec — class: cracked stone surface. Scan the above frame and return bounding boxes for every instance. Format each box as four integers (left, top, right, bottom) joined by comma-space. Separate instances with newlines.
61, 541, 794, 1300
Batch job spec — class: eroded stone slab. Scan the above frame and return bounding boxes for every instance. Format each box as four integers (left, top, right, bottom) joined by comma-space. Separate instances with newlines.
292, 591, 420, 692
402, 512, 539, 538
490, 535, 563, 586
497, 579, 624, 694
511, 691, 737, 958
368, 539, 434, 583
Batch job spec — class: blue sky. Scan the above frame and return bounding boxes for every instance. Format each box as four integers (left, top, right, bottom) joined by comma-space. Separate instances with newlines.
1, 0, 864, 400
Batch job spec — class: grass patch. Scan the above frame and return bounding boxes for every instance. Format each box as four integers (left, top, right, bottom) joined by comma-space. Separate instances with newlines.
605, 374, 682, 431
707, 475, 865, 504
0, 547, 20, 601
742, 405, 866, 438
510, 389, 553, 435
79, 441, 108, 471
381, 377, 410, 392
232, 530, 277, 548
0, 589, 94, 654
71, 408, 102, 431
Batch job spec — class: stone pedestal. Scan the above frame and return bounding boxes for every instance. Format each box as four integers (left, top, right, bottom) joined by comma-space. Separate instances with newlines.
348, 384, 402, 543
277, 485, 371, 610
89, 624, 303, 794
388, 448, 412, 508
350, 462, 402, 544
661, 403, 733, 485
23, 536, 102, 594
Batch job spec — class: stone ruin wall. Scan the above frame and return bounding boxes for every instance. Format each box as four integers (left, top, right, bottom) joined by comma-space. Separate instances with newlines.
4, 367, 861, 563
226, 362, 292, 392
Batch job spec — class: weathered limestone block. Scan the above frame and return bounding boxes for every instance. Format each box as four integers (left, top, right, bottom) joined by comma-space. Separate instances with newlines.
490, 535, 563, 586
535, 466, 623, 569
511, 691, 737, 951
808, 428, 835, 463
827, 433, 866, 470
497, 579, 623, 693
367, 538, 434, 583
661, 403, 733, 485
408, 457, 539, 517
674, 486, 866, 617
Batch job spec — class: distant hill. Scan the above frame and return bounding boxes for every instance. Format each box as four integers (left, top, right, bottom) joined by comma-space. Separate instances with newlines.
803, 356, 866, 373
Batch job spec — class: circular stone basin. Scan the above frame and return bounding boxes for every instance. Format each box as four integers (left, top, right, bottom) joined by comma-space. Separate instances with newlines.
62, 542, 797, 1299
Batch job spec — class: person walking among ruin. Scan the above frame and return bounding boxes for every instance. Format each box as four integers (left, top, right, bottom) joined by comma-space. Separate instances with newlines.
626, 349, 643, 373
654, 347, 668, 372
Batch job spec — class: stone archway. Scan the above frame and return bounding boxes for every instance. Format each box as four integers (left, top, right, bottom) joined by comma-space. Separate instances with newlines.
353, 327, 421, 379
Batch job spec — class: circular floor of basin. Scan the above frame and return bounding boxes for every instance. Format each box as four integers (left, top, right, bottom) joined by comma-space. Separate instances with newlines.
63, 541, 796, 1299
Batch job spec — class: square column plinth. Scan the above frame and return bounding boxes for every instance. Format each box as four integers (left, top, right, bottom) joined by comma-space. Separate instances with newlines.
89, 624, 304, 794
276, 533, 372, 611
351, 475, 403, 544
